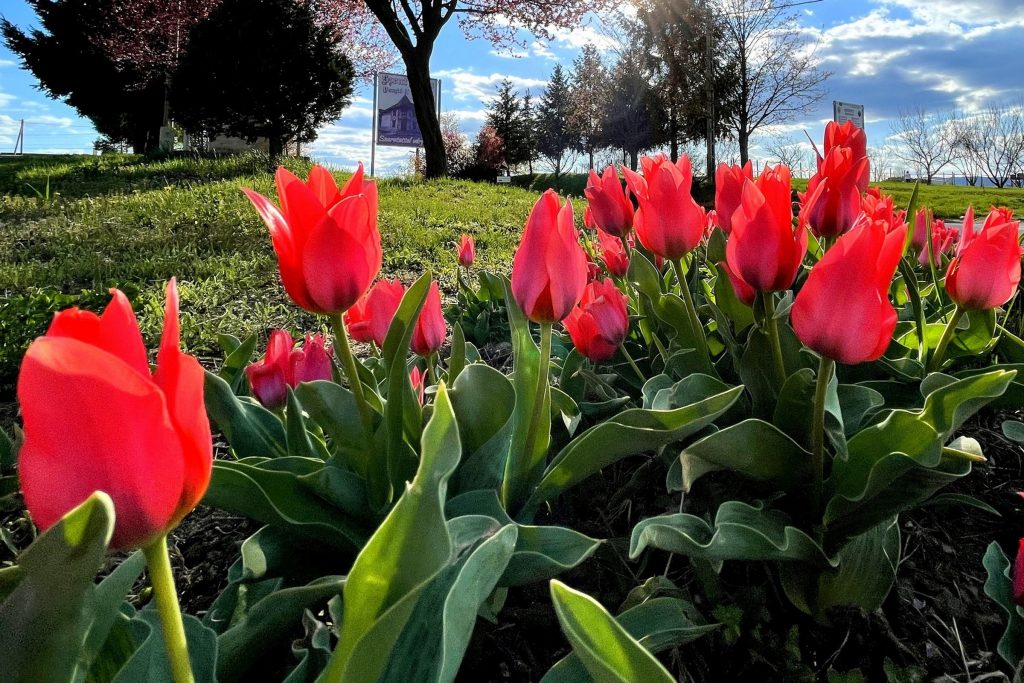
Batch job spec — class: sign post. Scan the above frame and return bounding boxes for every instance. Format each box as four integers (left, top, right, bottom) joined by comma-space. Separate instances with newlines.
833, 101, 865, 129
370, 72, 441, 177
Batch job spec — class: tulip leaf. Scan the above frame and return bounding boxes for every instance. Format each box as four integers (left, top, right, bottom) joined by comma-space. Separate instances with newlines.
448, 323, 467, 383
285, 387, 324, 460
204, 370, 288, 459
75, 551, 147, 682
523, 380, 743, 516
996, 330, 1024, 363
282, 611, 334, 682
541, 597, 719, 683
217, 332, 258, 394
983, 541, 1024, 666
109, 610, 218, 683
322, 383, 462, 683
954, 363, 1024, 410
1003, 420, 1024, 444
294, 380, 370, 473
711, 264, 754, 332
629, 500, 834, 567
449, 363, 516, 494
680, 418, 812, 493
772, 369, 853, 459
549, 580, 675, 683
0, 492, 114, 683
917, 368, 1017, 441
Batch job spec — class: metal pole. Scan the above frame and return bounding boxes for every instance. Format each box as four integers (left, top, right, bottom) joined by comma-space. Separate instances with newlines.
15, 119, 24, 154
370, 73, 378, 177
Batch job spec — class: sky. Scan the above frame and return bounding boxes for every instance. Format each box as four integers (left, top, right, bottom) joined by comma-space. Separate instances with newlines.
1, 0, 1023, 174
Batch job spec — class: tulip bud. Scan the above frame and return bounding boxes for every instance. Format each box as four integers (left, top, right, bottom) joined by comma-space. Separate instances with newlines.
791, 214, 906, 364
597, 229, 630, 278
801, 147, 866, 238
344, 279, 406, 348
715, 161, 754, 235
246, 330, 333, 409
623, 155, 706, 260
563, 278, 630, 363
820, 120, 869, 193
511, 190, 588, 323
18, 280, 213, 550
945, 206, 1022, 310
584, 165, 634, 238
410, 366, 426, 406
411, 281, 447, 357
457, 234, 475, 268
243, 164, 382, 315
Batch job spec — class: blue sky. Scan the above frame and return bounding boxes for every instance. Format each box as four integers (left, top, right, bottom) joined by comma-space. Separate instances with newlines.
2, 0, 1024, 173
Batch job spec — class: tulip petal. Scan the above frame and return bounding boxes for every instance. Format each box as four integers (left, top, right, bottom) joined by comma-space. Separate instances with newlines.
301, 195, 380, 314
46, 289, 150, 377
307, 165, 341, 207
276, 167, 326, 235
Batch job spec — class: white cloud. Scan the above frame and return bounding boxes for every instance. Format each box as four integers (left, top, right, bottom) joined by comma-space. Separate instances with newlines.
431, 68, 548, 102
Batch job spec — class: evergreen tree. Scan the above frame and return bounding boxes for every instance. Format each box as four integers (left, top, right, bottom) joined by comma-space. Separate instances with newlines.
568, 45, 610, 170
535, 64, 577, 177
600, 45, 659, 171
485, 79, 532, 169
521, 90, 538, 174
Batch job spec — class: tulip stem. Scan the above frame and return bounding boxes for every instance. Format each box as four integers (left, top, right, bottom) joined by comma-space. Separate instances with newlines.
811, 356, 834, 523
509, 322, 553, 511
619, 344, 647, 385
898, 258, 928, 365
671, 258, 712, 374
929, 306, 965, 372
329, 313, 376, 454
143, 536, 195, 683
761, 292, 787, 387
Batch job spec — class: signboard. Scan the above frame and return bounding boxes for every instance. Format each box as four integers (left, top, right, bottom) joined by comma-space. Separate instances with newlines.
833, 101, 865, 129
374, 73, 440, 148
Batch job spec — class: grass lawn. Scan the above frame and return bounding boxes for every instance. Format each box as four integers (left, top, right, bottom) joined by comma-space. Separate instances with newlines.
0, 153, 539, 391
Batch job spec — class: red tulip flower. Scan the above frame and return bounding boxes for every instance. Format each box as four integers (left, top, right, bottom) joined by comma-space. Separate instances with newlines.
584, 165, 634, 238
345, 278, 406, 348
411, 280, 447, 357
801, 147, 867, 239
243, 164, 382, 315
410, 366, 426, 406
918, 219, 957, 268
911, 206, 931, 252
726, 165, 806, 293
583, 205, 596, 230
718, 261, 756, 307
563, 278, 630, 363
245, 330, 333, 409
511, 190, 588, 323
945, 206, 1022, 310
458, 234, 475, 268
819, 120, 869, 193
598, 229, 631, 278
623, 155, 706, 261
17, 280, 212, 551
715, 161, 754, 235
861, 188, 906, 234
791, 214, 906, 364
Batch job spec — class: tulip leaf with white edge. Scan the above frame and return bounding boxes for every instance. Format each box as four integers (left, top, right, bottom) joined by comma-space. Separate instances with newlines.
320, 383, 462, 683
205, 370, 288, 459
1003, 420, 1024, 444
522, 380, 744, 517
629, 500, 835, 567
772, 368, 852, 459
541, 597, 719, 683
379, 516, 518, 683
954, 363, 1024, 410
0, 492, 115, 683
449, 363, 516, 494
285, 388, 327, 460
680, 418, 813, 493
282, 611, 334, 682
982, 541, 1024, 666
549, 580, 675, 683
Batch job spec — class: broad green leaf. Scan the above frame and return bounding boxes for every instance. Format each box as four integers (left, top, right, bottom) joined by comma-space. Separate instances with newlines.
629, 500, 833, 567
286, 388, 324, 460
110, 611, 218, 683
525, 382, 743, 515
711, 263, 754, 331
218, 332, 258, 393
449, 363, 515, 493
1003, 420, 1024, 444
549, 580, 675, 683
321, 383, 462, 682
294, 380, 369, 474
681, 418, 811, 493
448, 323, 467, 383
0, 492, 114, 683
954, 363, 1024, 410
983, 541, 1024, 666
919, 369, 1017, 440
205, 370, 287, 459
75, 552, 147, 682
0, 425, 15, 470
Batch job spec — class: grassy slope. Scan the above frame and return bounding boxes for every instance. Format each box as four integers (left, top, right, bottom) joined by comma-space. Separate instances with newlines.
0, 153, 538, 387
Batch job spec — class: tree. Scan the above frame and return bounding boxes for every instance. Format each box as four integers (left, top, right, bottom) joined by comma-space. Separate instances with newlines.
474, 125, 504, 172
440, 113, 473, 176
765, 135, 809, 174
485, 79, 533, 169
171, 0, 355, 158
889, 108, 959, 184
535, 64, 578, 177
1, 0, 165, 152
521, 91, 538, 174
567, 45, 610, 170
600, 45, 659, 170
350, 0, 607, 177
954, 104, 1024, 188
719, 0, 829, 164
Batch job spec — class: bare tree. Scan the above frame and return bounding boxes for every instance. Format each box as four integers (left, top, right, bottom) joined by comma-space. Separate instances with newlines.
717, 0, 830, 164
889, 107, 959, 184
955, 104, 1024, 188
867, 144, 900, 183
764, 135, 809, 173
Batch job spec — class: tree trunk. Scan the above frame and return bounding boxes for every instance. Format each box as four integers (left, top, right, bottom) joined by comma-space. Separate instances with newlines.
588, 148, 594, 170
628, 150, 638, 171
669, 108, 679, 162
402, 50, 447, 178
739, 124, 750, 166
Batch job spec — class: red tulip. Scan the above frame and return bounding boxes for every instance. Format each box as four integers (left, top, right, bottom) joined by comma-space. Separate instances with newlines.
585, 165, 634, 238
945, 206, 1022, 310
245, 330, 333, 409
791, 214, 906, 364
344, 279, 406, 348
911, 206, 931, 252
801, 147, 866, 238
598, 229, 630, 278
623, 155, 706, 260
458, 234, 475, 268
1013, 539, 1024, 607
18, 280, 212, 550
511, 190, 588, 323
726, 165, 806, 292
563, 278, 630, 363
243, 164, 382, 315
718, 261, 756, 307
583, 205, 596, 230
410, 366, 426, 406
918, 219, 957, 268
411, 281, 447, 357
861, 188, 906, 234
704, 210, 719, 239
819, 120, 869, 193
586, 260, 602, 282
715, 161, 754, 235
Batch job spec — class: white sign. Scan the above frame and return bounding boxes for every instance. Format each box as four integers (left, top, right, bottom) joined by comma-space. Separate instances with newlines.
374, 73, 441, 148
833, 101, 865, 129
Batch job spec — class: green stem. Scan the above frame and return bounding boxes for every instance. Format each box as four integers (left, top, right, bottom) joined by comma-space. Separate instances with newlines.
619, 344, 647, 385
761, 292, 787, 387
924, 208, 943, 305
671, 258, 712, 374
426, 352, 438, 385
143, 536, 195, 683
329, 313, 375, 453
929, 306, 965, 372
810, 356, 834, 523
897, 258, 928, 366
